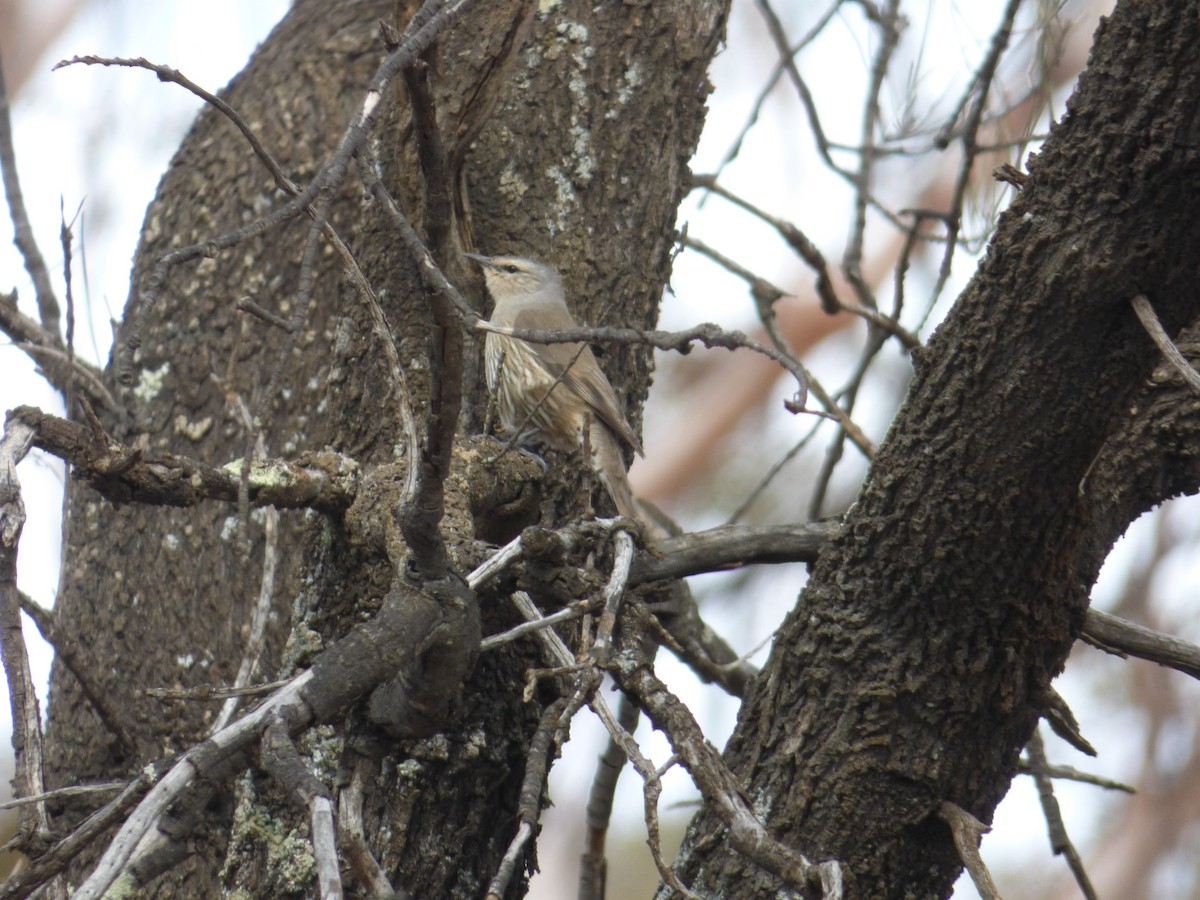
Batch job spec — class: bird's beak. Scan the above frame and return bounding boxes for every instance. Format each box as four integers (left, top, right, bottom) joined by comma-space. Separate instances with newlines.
464, 252, 495, 269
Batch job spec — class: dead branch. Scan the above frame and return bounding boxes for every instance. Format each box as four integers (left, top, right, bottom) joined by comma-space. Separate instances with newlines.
1027, 730, 1098, 900
0, 417, 50, 847
1131, 293, 1200, 396
938, 801, 1000, 900
6, 405, 358, 514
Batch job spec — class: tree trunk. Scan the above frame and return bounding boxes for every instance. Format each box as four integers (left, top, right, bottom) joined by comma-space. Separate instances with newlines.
670, 1, 1200, 896
42, 1, 728, 897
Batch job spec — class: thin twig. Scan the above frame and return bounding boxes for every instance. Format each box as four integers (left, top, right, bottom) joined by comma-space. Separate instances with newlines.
509, 591, 699, 898
146, 679, 293, 702
486, 696, 581, 900
10, 341, 116, 411
1016, 758, 1135, 794
58, 0, 481, 385
60, 197, 84, 413
481, 602, 590, 652
1026, 729, 1097, 900
0, 766, 157, 899
842, 0, 903, 310
706, 0, 844, 186
579, 692, 640, 900
753, 0, 912, 238
924, 0, 1024, 315
261, 715, 343, 900
66, 53, 422, 486
70, 669, 314, 900
728, 419, 824, 524
487, 821, 535, 900
466, 531, 526, 589
611, 605, 839, 895
754, 0, 843, 174
475, 319, 848, 449
0, 781, 125, 811
212, 433, 280, 733
18, 590, 136, 753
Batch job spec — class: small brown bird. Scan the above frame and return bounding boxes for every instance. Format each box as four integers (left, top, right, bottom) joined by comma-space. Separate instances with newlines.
467, 253, 642, 519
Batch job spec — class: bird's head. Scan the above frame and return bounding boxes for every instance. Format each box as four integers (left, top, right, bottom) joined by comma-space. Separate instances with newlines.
465, 253, 561, 306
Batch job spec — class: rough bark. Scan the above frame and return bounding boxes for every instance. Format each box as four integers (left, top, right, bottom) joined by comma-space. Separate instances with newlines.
43, 5, 392, 894
670, 1, 1200, 897
41, 1, 728, 897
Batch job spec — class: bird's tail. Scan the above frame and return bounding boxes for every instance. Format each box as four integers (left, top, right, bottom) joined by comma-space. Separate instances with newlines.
590, 419, 638, 520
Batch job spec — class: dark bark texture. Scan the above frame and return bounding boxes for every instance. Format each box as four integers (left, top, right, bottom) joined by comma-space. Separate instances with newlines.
41, 1, 728, 897
670, 2, 1200, 897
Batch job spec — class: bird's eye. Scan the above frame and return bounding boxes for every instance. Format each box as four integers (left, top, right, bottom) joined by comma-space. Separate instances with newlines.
504, 264, 519, 274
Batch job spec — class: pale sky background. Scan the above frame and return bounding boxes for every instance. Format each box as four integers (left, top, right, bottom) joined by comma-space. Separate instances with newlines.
2, 2, 1195, 897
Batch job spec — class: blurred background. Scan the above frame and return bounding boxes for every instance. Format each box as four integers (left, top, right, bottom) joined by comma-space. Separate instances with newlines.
5, 1, 1198, 897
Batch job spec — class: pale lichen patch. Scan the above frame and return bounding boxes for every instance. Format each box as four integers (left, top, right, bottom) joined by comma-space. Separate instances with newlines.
173, 414, 214, 441
132, 361, 171, 403
545, 165, 578, 235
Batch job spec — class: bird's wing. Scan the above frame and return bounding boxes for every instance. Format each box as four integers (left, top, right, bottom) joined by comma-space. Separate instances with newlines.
561, 349, 644, 456
514, 306, 644, 456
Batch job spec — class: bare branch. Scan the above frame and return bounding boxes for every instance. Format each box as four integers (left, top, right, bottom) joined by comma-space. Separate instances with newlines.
842, 0, 903, 310
145, 680, 292, 702
0, 766, 157, 899
590, 528, 634, 659
7, 406, 358, 514
611, 605, 841, 895
487, 821, 535, 900
938, 801, 999, 900
754, 0, 843, 174
261, 716, 344, 900
1017, 758, 1135, 794
1027, 730, 1098, 900
70, 671, 314, 899
0, 291, 114, 410
618, 519, 1200, 690
924, 0, 1024, 312
58, 0, 481, 385
18, 590, 136, 754
211, 498, 280, 733
466, 530, 527, 589
1082, 607, 1200, 680
58, 54, 424, 498
0, 780, 124, 811
689, 178, 919, 351
0, 416, 50, 844
706, 0, 843, 183
1130, 293, 1200, 396
481, 601, 591, 652
339, 760, 402, 899
486, 695, 581, 900
476, 319, 841, 447
0, 56, 60, 337
631, 520, 837, 584
508, 590, 698, 898
72, 566, 478, 897
579, 692, 640, 899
